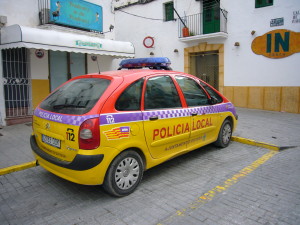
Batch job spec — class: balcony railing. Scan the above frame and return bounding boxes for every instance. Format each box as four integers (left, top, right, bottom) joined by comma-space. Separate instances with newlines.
178, 9, 228, 38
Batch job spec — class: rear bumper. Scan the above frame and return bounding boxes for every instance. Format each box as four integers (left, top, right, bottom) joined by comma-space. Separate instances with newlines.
30, 135, 104, 171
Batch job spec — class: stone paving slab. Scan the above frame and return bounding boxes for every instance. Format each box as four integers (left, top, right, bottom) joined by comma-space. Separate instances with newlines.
234, 108, 300, 147
0, 142, 272, 225
0, 123, 34, 169
0, 107, 300, 225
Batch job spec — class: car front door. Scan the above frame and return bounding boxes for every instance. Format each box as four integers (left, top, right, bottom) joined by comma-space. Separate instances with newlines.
142, 75, 190, 159
175, 76, 220, 150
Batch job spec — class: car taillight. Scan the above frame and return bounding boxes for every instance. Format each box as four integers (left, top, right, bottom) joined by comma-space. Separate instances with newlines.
79, 118, 100, 150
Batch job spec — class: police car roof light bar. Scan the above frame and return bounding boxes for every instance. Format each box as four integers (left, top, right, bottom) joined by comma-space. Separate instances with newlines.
118, 57, 172, 70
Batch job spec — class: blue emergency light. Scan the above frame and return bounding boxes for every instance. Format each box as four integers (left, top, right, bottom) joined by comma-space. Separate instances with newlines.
118, 57, 172, 70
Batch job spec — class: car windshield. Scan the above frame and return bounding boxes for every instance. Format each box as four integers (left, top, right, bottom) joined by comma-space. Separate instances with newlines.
39, 78, 110, 115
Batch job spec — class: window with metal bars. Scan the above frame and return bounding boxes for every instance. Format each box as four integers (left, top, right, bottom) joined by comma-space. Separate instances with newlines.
255, 0, 273, 8
164, 1, 174, 21
2, 48, 32, 118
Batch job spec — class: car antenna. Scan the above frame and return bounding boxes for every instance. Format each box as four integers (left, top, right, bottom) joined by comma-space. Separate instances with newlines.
92, 56, 101, 74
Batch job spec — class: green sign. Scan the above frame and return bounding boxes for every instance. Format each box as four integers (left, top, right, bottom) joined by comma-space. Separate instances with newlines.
75, 40, 102, 49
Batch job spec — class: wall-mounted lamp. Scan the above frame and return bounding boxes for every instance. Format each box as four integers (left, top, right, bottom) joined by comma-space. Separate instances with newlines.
109, 24, 114, 32
174, 49, 179, 53
251, 30, 256, 35
234, 42, 240, 47
102, 24, 115, 34
150, 52, 154, 55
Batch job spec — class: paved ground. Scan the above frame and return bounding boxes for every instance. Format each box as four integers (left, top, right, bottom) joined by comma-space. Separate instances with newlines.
0, 107, 300, 225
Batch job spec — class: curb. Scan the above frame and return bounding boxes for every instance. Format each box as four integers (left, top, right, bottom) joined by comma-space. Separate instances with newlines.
0, 161, 37, 176
231, 136, 280, 151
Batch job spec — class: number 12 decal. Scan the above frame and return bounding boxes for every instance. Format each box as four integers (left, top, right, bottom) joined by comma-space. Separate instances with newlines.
66, 128, 75, 141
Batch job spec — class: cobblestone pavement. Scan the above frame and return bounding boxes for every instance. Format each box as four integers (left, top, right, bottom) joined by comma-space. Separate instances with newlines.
0, 108, 300, 225
0, 123, 34, 169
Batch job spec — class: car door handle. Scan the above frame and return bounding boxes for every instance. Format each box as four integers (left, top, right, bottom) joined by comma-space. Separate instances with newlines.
191, 113, 198, 116
149, 116, 159, 121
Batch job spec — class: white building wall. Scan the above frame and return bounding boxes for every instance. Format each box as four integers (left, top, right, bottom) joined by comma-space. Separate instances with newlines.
223, 0, 300, 86
113, 0, 203, 71
0, 0, 40, 27
0, 0, 115, 39
114, 0, 300, 87
30, 49, 49, 80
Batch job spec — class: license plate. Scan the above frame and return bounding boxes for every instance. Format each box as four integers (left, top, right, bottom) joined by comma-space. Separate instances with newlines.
42, 134, 61, 149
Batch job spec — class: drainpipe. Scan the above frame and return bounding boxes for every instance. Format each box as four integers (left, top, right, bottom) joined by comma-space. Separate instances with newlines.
0, 46, 6, 127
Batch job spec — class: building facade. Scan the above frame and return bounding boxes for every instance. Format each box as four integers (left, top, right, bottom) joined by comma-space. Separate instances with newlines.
1, 0, 299, 126
113, 0, 300, 113
0, 0, 134, 126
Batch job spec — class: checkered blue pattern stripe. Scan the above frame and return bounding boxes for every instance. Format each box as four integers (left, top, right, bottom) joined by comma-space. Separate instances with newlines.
100, 112, 143, 125
34, 108, 98, 126
35, 102, 236, 126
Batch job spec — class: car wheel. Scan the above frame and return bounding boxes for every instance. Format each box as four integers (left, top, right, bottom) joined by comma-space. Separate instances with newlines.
103, 150, 144, 197
214, 119, 232, 148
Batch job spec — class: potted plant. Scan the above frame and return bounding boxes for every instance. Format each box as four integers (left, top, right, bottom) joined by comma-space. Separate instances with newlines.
182, 27, 189, 37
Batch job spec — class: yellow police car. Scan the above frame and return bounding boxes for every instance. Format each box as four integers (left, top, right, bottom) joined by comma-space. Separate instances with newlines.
30, 57, 238, 197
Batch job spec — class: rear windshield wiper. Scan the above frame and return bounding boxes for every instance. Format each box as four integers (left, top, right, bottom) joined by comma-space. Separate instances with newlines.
52, 104, 86, 109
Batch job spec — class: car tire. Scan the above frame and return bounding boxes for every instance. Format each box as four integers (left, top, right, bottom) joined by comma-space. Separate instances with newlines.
214, 119, 232, 148
103, 150, 144, 197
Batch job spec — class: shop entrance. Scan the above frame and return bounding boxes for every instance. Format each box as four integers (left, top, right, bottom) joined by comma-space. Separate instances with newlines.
49, 51, 86, 91
190, 51, 219, 90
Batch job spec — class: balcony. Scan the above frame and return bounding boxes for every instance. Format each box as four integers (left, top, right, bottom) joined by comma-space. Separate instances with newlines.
178, 9, 228, 42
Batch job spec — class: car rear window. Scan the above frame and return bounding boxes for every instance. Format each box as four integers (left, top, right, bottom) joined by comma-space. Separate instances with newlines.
39, 78, 110, 115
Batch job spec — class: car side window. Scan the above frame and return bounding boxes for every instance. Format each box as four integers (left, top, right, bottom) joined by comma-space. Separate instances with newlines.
145, 76, 182, 110
175, 76, 210, 107
116, 78, 144, 111
200, 81, 223, 104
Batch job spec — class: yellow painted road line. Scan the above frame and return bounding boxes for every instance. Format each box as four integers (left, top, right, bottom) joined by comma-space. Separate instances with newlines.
231, 136, 280, 151
0, 161, 37, 176
158, 150, 278, 225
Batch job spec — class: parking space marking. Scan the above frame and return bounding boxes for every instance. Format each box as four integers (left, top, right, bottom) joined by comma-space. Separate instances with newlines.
158, 150, 278, 225
0, 161, 37, 176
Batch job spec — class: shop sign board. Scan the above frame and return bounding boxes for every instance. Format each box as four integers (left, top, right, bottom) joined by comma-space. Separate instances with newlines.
270, 18, 284, 27
251, 29, 300, 59
50, 0, 103, 32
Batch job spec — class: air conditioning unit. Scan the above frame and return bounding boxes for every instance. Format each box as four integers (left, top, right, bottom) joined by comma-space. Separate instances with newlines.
39, 8, 50, 25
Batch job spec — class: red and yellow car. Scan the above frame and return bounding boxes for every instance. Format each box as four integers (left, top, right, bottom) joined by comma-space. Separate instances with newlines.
30, 57, 238, 197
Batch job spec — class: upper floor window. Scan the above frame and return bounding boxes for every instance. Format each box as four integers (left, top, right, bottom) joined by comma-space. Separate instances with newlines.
164, 1, 174, 21
255, 0, 273, 8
